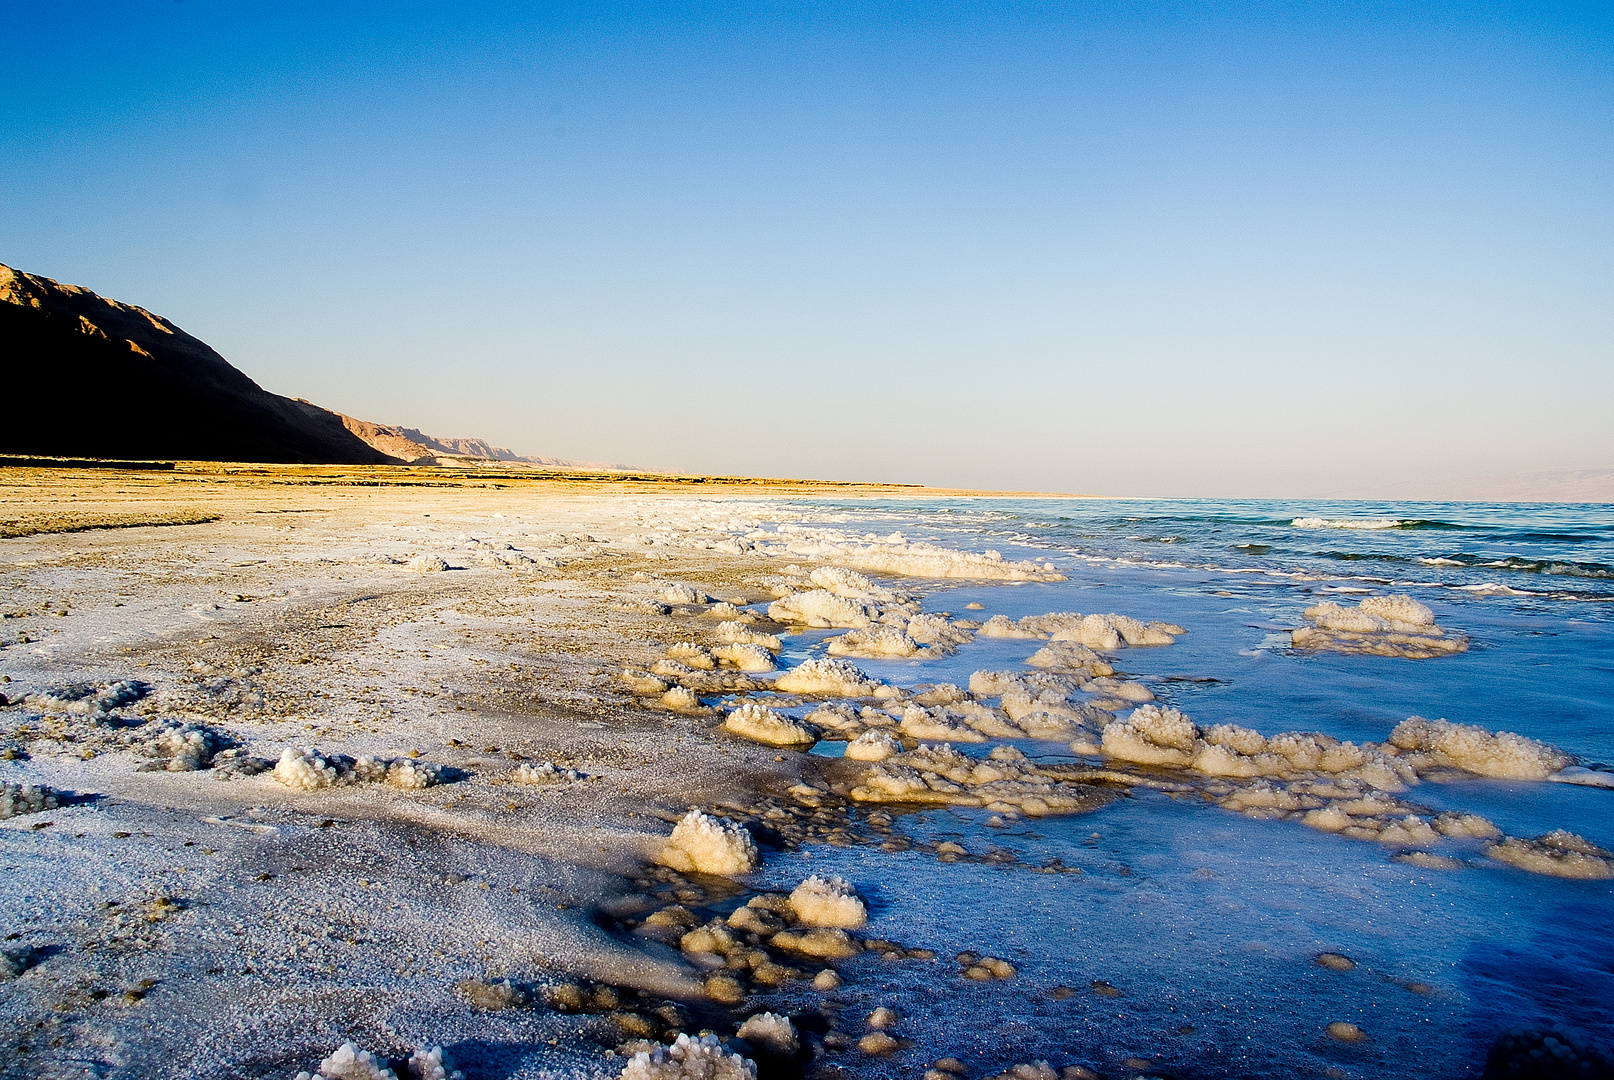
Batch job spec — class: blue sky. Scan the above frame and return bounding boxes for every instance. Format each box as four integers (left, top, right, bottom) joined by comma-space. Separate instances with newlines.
4, 2, 1611, 495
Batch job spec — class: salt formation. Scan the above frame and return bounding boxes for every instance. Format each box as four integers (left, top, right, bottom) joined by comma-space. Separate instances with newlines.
788, 875, 867, 929
663, 584, 711, 605
849, 743, 1112, 816
722, 704, 818, 749
271, 748, 446, 791
405, 554, 448, 572
767, 590, 879, 629
735, 1012, 799, 1056
293, 1043, 463, 1080
773, 659, 897, 698
845, 730, 901, 762
25, 679, 147, 716
661, 687, 704, 712
1387, 717, 1572, 780
1486, 831, 1614, 879
710, 644, 775, 672
620, 1033, 757, 1080
978, 611, 1182, 648
0, 782, 59, 819
808, 566, 905, 603
1292, 594, 1467, 657
512, 761, 583, 784
713, 622, 782, 651
132, 719, 231, 771
659, 810, 758, 875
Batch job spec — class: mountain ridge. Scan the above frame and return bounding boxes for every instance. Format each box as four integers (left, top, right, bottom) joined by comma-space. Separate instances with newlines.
0, 262, 622, 469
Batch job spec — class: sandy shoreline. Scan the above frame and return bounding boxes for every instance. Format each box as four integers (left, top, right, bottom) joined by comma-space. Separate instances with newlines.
0, 465, 1077, 1080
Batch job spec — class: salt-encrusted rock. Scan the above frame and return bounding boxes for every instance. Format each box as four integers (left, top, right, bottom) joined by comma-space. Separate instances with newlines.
133, 719, 232, 771
622, 670, 673, 695
736, 1011, 799, 1056
711, 644, 775, 672
770, 926, 862, 959
664, 584, 712, 605
774, 658, 896, 698
621, 1033, 756, 1080
1486, 831, 1614, 879
26, 679, 147, 716
808, 566, 904, 603
1388, 717, 1572, 780
405, 554, 448, 573
714, 622, 782, 652
788, 875, 867, 929
661, 687, 702, 712
768, 590, 876, 629
845, 730, 900, 762
722, 704, 818, 749
659, 811, 758, 876
513, 761, 583, 784
1292, 594, 1467, 658
0, 782, 59, 819
666, 643, 716, 670
293, 1042, 464, 1080
271, 748, 446, 791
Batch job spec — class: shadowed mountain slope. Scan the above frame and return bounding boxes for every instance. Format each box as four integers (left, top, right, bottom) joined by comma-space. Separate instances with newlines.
1, 262, 399, 464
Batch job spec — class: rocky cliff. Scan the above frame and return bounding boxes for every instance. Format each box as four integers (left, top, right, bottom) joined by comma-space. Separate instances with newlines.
1, 262, 400, 464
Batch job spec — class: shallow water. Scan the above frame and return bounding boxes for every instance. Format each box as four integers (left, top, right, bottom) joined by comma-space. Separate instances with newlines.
755, 498, 1614, 1077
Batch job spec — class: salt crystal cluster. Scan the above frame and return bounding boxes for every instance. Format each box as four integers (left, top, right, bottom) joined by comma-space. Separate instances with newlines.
620, 1033, 756, 1080
658, 810, 758, 876
271, 748, 446, 791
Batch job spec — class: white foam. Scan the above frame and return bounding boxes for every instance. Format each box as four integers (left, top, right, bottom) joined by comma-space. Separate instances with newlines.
1291, 517, 1404, 530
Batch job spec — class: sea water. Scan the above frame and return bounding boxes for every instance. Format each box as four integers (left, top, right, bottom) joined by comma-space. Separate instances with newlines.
756, 499, 1613, 1078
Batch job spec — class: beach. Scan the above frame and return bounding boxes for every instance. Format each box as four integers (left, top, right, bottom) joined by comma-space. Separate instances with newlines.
2, 467, 1610, 1080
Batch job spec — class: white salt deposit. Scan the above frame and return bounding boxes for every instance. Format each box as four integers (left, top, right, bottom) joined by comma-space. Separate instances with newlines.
665, 643, 716, 670
294, 1042, 463, 1080
766, 590, 876, 629
710, 643, 775, 672
663, 584, 710, 605
845, 730, 901, 761
827, 626, 922, 658
25, 678, 147, 716
773, 658, 896, 698
661, 687, 702, 712
658, 811, 758, 876
405, 554, 448, 573
134, 719, 230, 771
1293, 595, 1467, 657
620, 1032, 757, 1080
713, 622, 782, 652
0, 782, 59, 819
1486, 831, 1614, 879
808, 566, 904, 603
722, 704, 818, 749
735, 1012, 799, 1056
1388, 717, 1573, 780
270, 748, 445, 791
512, 761, 583, 784
788, 874, 867, 929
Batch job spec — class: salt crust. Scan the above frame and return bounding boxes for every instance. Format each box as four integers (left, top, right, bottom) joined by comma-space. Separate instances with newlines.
788, 874, 867, 929
1293, 594, 1468, 657
1486, 831, 1614, 879
0, 782, 59, 819
1387, 716, 1571, 780
512, 761, 583, 784
659, 810, 758, 875
25, 679, 147, 715
1089, 705, 1604, 874
271, 747, 446, 791
294, 1042, 462, 1080
713, 622, 782, 652
978, 612, 1182, 649
621, 1032, 756, 1080
844, 730, 900, 762
773, 659, 897, 698
722, 704, 818, 749
850, 743, 1111, 817
735, 1012, 799, 1055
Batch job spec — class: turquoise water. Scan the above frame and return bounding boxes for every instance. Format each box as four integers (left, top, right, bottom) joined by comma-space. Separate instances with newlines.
755, 498, 1614, 1078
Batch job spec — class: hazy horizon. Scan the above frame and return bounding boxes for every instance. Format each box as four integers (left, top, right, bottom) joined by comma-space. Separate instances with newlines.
4, 3, 1611, 498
